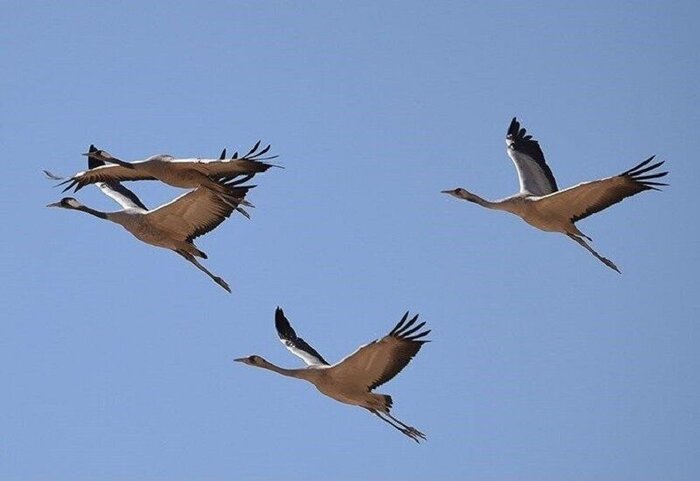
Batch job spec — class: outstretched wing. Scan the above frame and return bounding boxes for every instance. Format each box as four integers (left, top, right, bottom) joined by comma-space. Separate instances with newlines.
145, 181, 253, 241
535, 156, 668, 223
275, 307, 329, 366
331, 312, 430, 391
506, 117, 558, 196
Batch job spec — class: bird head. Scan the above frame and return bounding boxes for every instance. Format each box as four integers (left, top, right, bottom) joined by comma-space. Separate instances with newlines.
234, 355, 265, 366
82, 148, 113, 161
441, 187, 475, 201
46, 197, 84, 209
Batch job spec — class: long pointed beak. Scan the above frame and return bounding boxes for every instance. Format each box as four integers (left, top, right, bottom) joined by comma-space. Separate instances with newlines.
233, 357, 247, 363
441, 189, 453, 194
81, 152, 90, 156
46, 201, 62, 208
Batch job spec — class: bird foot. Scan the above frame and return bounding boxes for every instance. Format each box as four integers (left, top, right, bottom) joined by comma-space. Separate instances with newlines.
215, 277, 232, 293
603, 258, 621, 274
236, 207, 251, 219
402, 426, 426, 443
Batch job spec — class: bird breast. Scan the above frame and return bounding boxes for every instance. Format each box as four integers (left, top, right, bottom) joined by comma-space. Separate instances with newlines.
311, 375, 369, 407
518, 198, 571, 233
111, 213, 181, 249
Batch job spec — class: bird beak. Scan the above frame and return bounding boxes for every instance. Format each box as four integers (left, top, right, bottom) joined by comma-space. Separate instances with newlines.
46, 201, 62, 208
233, 357, 247, 363
440, 189, 452, 194
81, 152, 89, 156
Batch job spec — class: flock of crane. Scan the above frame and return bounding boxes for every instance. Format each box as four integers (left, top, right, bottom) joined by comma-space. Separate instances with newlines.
45, 118, 667, 443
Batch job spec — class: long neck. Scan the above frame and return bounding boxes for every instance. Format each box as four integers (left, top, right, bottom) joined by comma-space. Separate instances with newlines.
258, 360, 299, 377
458, 191, 498, 209
102, 156, 135, 169
458, 191, 520, 214
76, 205, 108, 220
257, 359, 308, 379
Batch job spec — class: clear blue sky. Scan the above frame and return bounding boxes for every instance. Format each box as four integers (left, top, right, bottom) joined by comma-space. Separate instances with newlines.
1, 1, 698, 480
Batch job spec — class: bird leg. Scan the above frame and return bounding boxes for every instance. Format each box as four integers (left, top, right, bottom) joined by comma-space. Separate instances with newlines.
384, 412, 427, 441
567, 234, 621, 274
369, 409, 424, 443
215, 193, 253, 219
175, 250, 231, 293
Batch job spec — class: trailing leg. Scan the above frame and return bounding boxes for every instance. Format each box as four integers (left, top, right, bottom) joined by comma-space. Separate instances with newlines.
175, 250, 231, 292
368, 409, 424, 443
567, 234, 621, 273
384, 412, 426, 441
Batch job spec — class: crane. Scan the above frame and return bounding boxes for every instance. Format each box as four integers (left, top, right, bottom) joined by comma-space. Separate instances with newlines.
46, 147, 253, 292
54, 141, 278, 195
442, 117, 668, 272
235, 308, 430, 443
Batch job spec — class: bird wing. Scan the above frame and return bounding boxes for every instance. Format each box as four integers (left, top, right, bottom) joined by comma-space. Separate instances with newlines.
275, 307, 329, 366
535, 156, 668, 223
145, 183, 253, 241
94, 182, 148, 210
86, 144, 148, 210
330, 312, 430, 391
506, 117, 558, 196
58, 163, 157, 193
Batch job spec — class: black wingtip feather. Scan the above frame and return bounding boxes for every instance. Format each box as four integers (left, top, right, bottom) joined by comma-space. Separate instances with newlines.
275, 307, 295, 338
622, 156, 655, 175
61, 180, 78, 193
244, 140, 262, 158
402, 321, 427, 338
622, 156, 669, 189
630, 161, 664, 177
390, 312, 410, 335
507, 117, 520, 138
636, 171, 668, 181
399, 314, 419, 333
388, 312, 430, 343
410, 329, 431, 341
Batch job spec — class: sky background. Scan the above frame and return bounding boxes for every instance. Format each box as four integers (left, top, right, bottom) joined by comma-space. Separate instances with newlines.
1, 1, 699, 480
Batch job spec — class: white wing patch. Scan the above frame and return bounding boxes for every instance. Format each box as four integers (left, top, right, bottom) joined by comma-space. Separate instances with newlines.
507, 148, 556, 196
279, 338, 328, 366
95, 182, 147, 211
